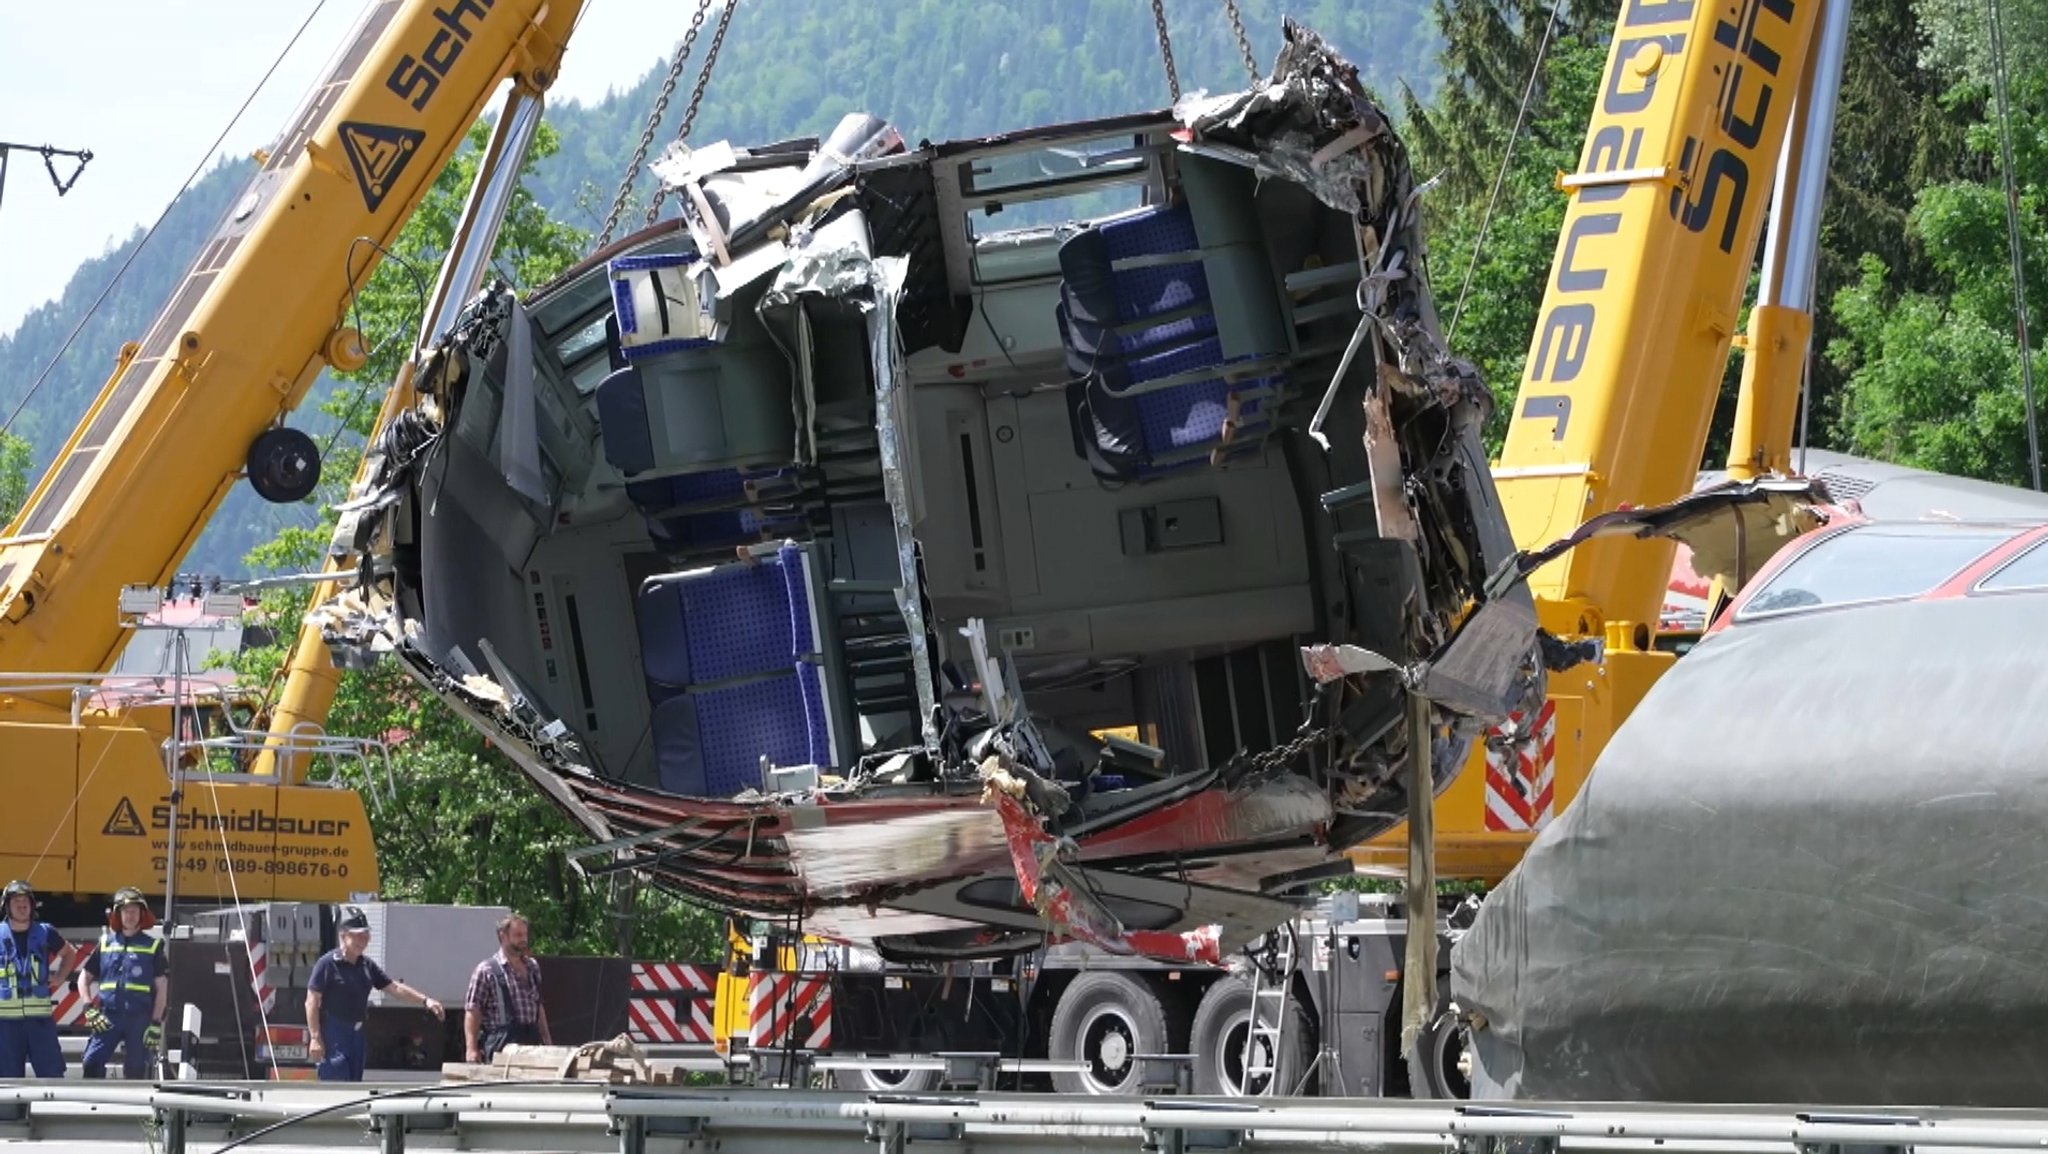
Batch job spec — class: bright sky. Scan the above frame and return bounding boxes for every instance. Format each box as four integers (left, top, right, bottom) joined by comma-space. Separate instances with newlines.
0, 0, 676, 339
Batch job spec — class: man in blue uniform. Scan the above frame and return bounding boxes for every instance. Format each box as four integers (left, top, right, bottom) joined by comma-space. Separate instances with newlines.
0, 879, 80, 1078
306, 906, 444, 1081
77, 887, 167, 1079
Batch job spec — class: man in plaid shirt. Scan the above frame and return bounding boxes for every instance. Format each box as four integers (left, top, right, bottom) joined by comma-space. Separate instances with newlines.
463, 913, 551, 1062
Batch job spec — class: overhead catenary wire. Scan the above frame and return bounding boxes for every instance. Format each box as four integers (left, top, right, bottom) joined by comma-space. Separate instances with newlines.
0, 0, 332, 442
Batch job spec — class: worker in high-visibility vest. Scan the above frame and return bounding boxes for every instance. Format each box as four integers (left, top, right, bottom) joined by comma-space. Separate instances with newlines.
77, 887, 168, 1080
0, 880, 80, 1078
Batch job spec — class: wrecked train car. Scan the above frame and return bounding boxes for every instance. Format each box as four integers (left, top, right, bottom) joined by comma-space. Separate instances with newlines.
1455, 507, 2048, 1106
319, 24, 1538, 960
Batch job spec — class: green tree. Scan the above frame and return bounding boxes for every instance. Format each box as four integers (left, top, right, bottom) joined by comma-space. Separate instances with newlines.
0, 431, 30, 523
1401, 0, 1619, 205
1800, 0, 1985, 453
1416, 32, 1610, 449
1411, 0, 1981, 469
1825, 0, 2046, 486
234, 119, 722, 962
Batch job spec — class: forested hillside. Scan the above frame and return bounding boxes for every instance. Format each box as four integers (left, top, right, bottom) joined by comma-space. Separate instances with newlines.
525, 0, 1440, 233
0, 0, 1436, 576
4, 0, 2044, 577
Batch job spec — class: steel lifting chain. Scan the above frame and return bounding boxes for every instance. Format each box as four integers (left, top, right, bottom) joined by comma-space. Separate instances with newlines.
1150, 0, 1182, 103
1223, 0, 1259, 80
645, 0, 738, 225
1246, 723, 1337, 775
595, 0, 718, 250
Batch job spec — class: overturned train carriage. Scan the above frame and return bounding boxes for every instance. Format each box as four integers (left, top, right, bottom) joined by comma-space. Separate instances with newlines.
320, 24, 1538, 960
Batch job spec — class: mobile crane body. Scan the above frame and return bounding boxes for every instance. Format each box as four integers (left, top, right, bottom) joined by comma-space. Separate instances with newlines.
0, 0, 589, 910
1354, 0, 1841, 878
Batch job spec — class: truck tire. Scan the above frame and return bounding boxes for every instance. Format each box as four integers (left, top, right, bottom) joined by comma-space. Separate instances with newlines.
1409, 1011, 1471, 1099
831, 1064, 940, 1093
1048, 972, 1172, 1095
1189, 974, 1315, 1096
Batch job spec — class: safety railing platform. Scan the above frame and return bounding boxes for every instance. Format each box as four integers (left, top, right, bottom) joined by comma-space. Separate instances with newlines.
5, 1079, 2048, 1154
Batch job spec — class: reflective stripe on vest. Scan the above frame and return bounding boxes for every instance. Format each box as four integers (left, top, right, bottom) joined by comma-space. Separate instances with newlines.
0, 922, 54, 1017
98, 931, 160, 995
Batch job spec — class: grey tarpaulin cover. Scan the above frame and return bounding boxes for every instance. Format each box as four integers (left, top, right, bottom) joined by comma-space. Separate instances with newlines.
1452, 586, 2048, 1105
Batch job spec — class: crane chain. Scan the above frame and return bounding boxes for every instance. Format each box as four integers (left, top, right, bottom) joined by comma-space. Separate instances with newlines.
1223, 0, 1259, 80
595, 0, 717, 250
1150, 0, 1182, 103
645, 0, 738, 226
1243, 723, 1337, 776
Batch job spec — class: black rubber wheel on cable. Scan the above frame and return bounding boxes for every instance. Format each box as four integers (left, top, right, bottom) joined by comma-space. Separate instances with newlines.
1189, 974, 1315, 1096
1048, 971, 1172, 1095
247, 426, 322, 504
830, 1063, 940, 1093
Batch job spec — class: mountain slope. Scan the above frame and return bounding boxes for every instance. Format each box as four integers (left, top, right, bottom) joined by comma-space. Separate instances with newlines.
0, 0, 1438, 578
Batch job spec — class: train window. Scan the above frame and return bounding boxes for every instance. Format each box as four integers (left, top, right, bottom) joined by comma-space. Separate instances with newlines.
1976, 535, 2048, 593
1737, 522, 2010, 620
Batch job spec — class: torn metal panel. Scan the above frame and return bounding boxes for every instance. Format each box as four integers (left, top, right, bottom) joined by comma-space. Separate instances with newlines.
1172, 37, 1395, 219
1300, 590, 1539, 720
987, 782, 1223, 966
864, 255, 941, 746
1487, 476, 1833, 602
494, 295, 548, 504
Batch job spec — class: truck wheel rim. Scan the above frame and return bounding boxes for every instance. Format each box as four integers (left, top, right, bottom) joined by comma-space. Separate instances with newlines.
1220, 1012, 1275, 1096
1079, 1006, 1137, 1091
868, 1067, 920, 1090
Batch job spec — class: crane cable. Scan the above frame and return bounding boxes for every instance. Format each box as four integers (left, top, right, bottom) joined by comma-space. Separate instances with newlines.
643, 0, 740, 226
1987, 0, 2042, 491
1446, 0, 1566, 341
594, 0, 720, 250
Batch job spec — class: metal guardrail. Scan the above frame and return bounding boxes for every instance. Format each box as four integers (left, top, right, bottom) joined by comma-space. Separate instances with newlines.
5, 1080, 2048, 1154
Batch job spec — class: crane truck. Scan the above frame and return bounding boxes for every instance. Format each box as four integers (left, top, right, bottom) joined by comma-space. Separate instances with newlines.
0, 0, 600, 924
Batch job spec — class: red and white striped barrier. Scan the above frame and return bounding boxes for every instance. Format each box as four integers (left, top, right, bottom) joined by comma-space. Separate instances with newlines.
747, 971, 831, 1050
1483, 698, 1559, 832
52, 943, 97, 1027
625, 962, 717, 1043
248, 940, 275, 1014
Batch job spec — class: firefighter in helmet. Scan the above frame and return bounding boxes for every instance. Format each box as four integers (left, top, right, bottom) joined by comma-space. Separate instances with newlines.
77, 887, 167, 1079
0, 879, 80, 1078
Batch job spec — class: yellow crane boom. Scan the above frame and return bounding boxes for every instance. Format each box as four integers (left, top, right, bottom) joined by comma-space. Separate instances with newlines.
1357, 0, 1843, 876
0, 0, 589, 906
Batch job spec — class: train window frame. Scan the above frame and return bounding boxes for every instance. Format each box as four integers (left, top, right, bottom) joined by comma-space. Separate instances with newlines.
1733, 521, 2013, 622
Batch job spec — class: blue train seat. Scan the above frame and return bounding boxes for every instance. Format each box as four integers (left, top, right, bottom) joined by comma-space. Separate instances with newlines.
1055, 202, 1290, 480
634, 543, 842, 797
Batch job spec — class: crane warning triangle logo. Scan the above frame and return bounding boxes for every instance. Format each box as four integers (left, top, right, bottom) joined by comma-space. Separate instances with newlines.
103, 797, 146, 838
338, 121, 425, 213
